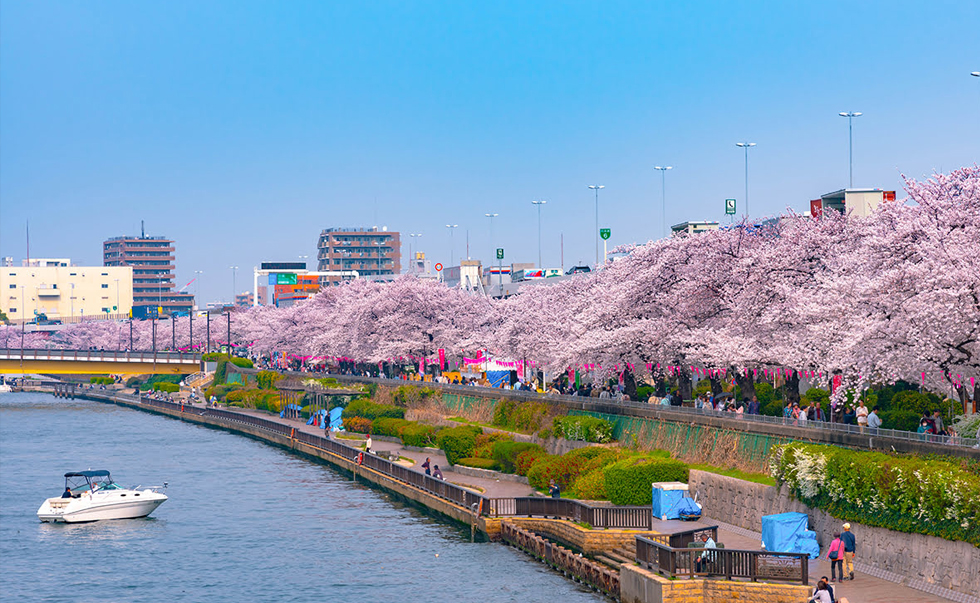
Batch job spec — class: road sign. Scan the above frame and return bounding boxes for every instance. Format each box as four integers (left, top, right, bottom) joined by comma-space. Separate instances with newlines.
725, 199, 737, 215
600, 228, 611, 240
496, 248, 504, 260
434, 263, 443, 272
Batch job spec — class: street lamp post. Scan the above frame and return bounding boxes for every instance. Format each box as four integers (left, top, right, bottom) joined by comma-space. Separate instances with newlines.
653, 166, 672, 238
230, 266, 238, 307
445, 224, 458, 267
734, 143, 756, 218
839, 112, 862, 188
587, 185, 604, 268
531, 200, 546, 269
408, 233, 422, 273
194, 270, 204, 310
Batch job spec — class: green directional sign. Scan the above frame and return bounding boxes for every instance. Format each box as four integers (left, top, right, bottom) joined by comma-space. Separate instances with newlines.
725, 199, 737, 215
599, 228, 611, 240
496, 248, 504, 260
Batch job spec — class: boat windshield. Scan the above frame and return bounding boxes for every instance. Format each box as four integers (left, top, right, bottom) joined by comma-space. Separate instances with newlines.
63, 471, 118, 493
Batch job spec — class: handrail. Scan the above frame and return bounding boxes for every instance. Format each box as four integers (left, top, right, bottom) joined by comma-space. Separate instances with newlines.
0, 348, 202, 363
279, 371, 980, 449
635, 534, 809, 584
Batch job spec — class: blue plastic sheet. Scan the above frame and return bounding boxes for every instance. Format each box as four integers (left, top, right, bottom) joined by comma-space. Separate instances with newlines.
761, 513, 820, 559
652, 486, 686, 520
486, 370, 510, 388
279, 403, 302, 418
329, 407, 344, 431
675, 497, 702, 519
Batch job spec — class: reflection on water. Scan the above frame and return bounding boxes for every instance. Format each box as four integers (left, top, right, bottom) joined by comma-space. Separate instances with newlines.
0, 393, 606, 603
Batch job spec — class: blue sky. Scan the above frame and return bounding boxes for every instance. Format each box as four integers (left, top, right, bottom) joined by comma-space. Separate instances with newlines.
2, 1, 978, 304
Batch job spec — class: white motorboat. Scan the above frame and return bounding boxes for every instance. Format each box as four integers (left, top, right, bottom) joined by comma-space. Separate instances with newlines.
37, 470, 168, 523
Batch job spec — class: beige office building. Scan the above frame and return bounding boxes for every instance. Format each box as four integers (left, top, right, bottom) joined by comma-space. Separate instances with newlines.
1, 262, 133, 323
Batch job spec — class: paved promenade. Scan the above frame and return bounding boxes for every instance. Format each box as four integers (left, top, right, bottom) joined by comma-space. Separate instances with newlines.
170, 395, 973, 603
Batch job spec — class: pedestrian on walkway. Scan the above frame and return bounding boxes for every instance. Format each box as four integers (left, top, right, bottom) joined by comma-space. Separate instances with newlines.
827, 532, 844, 582
867, 406, 882, 433
549, 480, 560, 499
840, 523, 857, 580
856, 401, 869, 433
432, 465, 443, 480
422, 457, 431, 476
365, 435, 372, 454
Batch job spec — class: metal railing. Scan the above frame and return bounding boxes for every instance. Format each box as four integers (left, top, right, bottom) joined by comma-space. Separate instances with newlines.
303, 372, 980, 449
0, 348, 202, 364
636, 535, 808, 584
487, 497, 656, 530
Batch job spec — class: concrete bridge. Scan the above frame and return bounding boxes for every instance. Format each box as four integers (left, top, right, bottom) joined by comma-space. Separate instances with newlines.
0, 348, 202, 375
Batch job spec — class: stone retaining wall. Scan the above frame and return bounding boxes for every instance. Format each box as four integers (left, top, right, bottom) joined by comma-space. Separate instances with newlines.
688, 470, 980, 598
620, 564, 811, 603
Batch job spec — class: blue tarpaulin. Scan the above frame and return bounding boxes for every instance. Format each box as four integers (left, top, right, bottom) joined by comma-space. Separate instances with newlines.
761, 512, 819, 558
652, 482, 688, 520
329, 407, 344, 431
486, 370, 510, 388
675, 497, 702, 519
279, 403, 302, 418
306, 409, 328, 426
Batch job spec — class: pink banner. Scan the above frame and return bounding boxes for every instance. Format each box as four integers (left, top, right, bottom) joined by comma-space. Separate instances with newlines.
438, 348, 446, 371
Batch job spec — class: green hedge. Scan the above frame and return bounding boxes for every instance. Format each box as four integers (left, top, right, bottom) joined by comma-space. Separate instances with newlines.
371, 417, 411, 437
456, 457, 498, 470
769, 442, 980, 547
572, 468, 608, 500
153, 382, 180, 393
880, 409, 920, 432
400, 423, 438, 448
89, 376, 114, 385
515, 448, 549, 476
345, 399, 405, 421
603, 458, 689, 506
552, 415, 614, 443
526, 454, 591, 492
436, 425, 483, 465
491, 441, 545, 474
256, 370, 283, 390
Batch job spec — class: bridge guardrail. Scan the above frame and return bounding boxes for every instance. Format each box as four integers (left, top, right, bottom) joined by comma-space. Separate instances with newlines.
0, 348, 202, 363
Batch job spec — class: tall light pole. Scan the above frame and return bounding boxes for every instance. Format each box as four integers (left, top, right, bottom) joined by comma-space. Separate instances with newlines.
653, 166, 672, 238
408, 233, 422, 273
445, 224, 458, 267
531, 200, 546, 269
230, 266, 238, 307
839, 112, 862, 188
587, 185, 604, 267
734, 143, 756, 218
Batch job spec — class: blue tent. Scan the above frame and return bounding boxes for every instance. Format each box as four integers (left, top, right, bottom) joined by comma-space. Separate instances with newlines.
652, 483, 688, 520
306, 409, 328, 426
761, 512, 820, 559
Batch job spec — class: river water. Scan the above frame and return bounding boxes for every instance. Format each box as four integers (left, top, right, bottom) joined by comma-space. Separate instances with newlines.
0, 393, 605, 603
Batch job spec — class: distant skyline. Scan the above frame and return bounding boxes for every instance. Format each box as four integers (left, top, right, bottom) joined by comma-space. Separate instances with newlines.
2, 1, 979, 304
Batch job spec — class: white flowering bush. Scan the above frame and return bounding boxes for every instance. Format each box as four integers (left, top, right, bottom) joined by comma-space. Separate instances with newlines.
770, 442, 980, 546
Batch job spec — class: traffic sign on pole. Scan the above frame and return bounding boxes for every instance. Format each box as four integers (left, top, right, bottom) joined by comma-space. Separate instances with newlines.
599, 228, 611, 240
725, 199, 737, 215
496, 248, 504, 260
434, 263, 443, 272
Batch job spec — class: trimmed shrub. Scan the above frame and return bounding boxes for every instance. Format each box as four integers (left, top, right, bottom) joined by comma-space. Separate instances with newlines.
400, 423, 438, 447
229, 357, 253, 369
492, 441, 545, 474
552, 415, 614, 443
372, 417, 411, 437
225, 390, 247, 403
89, 376, 113, 385
769, 442, 980, 546
153, 382, 180, 393
391, 385, 439, 407
256, 370, 283, 390
572, 468, 608, 501
343, 416, 372, 434
515, 448, 549, 476
472, 432, 513, 459
527, 454, 591, 492
456, 457, 498, 470
603, 458, 689, 506
879, 409, 920, 432
345, 399, 405, 421
636, 385, 655, 401
436, 425, 483, 465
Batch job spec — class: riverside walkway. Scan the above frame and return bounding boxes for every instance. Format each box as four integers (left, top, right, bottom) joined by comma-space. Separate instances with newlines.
52, 384, 974, 603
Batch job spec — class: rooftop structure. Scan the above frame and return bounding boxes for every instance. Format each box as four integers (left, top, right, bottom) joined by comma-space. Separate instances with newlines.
811, 188, 897, 218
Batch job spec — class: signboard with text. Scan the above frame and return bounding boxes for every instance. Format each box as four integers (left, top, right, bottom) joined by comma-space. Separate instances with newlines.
600, 228, 611, 240
496, 248, 504, 260
725, 199, 737, 215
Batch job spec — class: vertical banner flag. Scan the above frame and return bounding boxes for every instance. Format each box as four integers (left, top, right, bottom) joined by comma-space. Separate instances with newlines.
438, 348, 446, 371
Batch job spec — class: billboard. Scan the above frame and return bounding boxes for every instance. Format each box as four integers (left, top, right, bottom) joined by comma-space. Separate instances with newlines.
261, 262, 306, 271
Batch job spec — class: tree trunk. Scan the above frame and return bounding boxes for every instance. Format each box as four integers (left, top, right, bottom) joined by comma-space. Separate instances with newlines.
707, 377, 723, 396
624, 367, 638, 400
732, 368, 756, 402
678, 371, 693, 403
783, 372, 801, 406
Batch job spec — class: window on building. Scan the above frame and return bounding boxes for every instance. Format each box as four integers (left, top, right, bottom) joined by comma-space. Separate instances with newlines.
8, 284, 14, 289
101, 284, 109, 289
9, 308, 16, 313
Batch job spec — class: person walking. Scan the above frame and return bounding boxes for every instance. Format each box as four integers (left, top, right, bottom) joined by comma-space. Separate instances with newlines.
840, 523, 857, 580
856, 401, 869, 434
827, 532, 844, 582
422, 457, 431, 476
867, 406, 882, 433
365, 435, 372, 454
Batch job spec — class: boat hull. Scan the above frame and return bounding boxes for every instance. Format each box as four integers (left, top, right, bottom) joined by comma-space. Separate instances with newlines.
37, 491, 167, 523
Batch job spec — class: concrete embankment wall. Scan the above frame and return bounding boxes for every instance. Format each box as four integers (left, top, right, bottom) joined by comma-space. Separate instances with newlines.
688, 470, 980, 599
